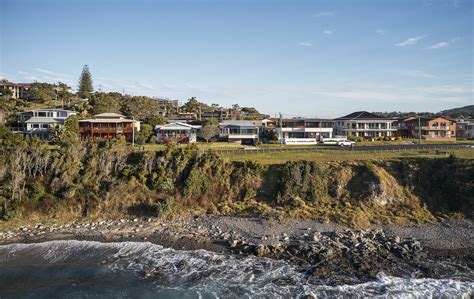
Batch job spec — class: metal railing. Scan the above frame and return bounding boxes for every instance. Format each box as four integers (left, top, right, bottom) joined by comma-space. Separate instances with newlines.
212, 143, 473, 154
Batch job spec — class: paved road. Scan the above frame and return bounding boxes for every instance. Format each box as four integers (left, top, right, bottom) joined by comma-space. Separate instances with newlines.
214, 143, 474, 153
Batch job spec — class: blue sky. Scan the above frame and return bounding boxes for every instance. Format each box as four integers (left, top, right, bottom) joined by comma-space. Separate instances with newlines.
1, 0, 472, 118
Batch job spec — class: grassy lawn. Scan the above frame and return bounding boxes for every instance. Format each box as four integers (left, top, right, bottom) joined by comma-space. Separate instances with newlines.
139, 139, 474, 152
219, 148, 474, 164
355, 139, 474, 146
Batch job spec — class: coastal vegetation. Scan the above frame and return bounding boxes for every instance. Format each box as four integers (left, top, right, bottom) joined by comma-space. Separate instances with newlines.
1, 130, 472, 228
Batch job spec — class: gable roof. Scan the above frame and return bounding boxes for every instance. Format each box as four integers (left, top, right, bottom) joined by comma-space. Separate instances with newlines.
156, 122, 201, 130
94, 113, 124, 118
336, 111, 392, 120
402, 115, 456, 122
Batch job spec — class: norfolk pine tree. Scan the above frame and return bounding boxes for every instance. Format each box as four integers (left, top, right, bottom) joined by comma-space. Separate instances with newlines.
78, 65, 94, 99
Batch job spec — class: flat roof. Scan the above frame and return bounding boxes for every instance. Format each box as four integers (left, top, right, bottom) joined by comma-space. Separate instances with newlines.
220, 121, 261, 127
25, 117, 62, 123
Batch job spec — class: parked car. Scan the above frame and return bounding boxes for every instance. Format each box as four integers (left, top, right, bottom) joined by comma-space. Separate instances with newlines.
337, 140, 356, 146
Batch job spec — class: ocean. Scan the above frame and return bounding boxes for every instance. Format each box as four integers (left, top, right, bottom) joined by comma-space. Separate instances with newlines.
0, 240, 472, 298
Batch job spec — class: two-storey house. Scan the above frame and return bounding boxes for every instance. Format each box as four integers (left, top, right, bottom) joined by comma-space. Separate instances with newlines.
398, 116, 456, 140
219, 120, 260, 144
12, 108, 77, 139
275, 118, 335, 145
79, 113, 140, 142
334, 111, 397, 138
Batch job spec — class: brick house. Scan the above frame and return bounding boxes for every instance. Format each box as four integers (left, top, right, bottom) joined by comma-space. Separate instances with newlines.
397, 116, 456, 140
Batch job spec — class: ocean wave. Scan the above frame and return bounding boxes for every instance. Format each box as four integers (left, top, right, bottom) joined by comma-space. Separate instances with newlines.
0, 240, 473, 298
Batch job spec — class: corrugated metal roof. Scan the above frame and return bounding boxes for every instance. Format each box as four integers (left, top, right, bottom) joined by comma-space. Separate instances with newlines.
94, 113, 125, 118
156, 122, 201, 130
25, 117, 62, 124
79, 119, 137, 123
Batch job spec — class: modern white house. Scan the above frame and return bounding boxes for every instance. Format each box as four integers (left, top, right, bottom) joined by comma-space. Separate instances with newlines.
12, 108, 77, 139
156, 122, 201, 144
334, 111, 397, 138
275, 118, 335, 145
219, 120, 260, 144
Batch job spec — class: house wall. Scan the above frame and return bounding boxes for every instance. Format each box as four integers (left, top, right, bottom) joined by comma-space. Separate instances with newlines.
79, 122, 135, 141
456, 121, 474, 139
403, 117, 456, 140
335, 120, 396, 137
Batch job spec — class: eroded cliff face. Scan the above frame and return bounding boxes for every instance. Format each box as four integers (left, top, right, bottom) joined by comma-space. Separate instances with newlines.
270, 157, 472, 226
1, 143, 472, 226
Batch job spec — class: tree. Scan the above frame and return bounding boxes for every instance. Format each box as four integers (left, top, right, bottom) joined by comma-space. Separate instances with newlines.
56, 82, 74, 107
90, 92, 122, 115
0, 87, 12, 96
136, 124, 154, 145
121, 96, 162, 120
200, 125, 219, 143
73, 100, 93, 117
78, 65, 94, 99
181, 97, 211, 114
28, 83, 57, 103
203, 117, 218, 126
144, 115, 167, 128
49, 115, 79, 145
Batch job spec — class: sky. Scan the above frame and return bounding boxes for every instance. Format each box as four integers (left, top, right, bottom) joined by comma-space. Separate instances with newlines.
0, 0, 472, 118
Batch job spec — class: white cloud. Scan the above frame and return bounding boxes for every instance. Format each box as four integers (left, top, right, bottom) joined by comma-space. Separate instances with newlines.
34, 68, 72, 78
323, 30, 333, 35
298, 41, 313, 47
395, 35, 426, 47
397, 70, 436, 78
428, 41, 449, 49
314, 11, 335, 17
376, 29, 386, 35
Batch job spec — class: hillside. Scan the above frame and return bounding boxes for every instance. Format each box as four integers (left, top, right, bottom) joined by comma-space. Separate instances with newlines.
439, 105, 474, 119
0, 141, 472, 228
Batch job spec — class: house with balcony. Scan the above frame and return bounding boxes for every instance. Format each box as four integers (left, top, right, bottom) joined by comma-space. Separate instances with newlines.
456, 118, 474, 139
79, 113, 140, 142
168, 112, 198, 123
219, 120, 260, 144
1, 80, 31, 99
334, 111, 397, 138
275, 118, 335, 145
11, 108, 77, 139
156, 122, 201, 144
202, 109, 234, 122
398, 116, 456, 140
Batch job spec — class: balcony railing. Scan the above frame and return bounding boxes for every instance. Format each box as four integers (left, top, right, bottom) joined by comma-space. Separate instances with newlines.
343, 128, 396, 131
420, 126, 450, 130
80, 128, 133, 134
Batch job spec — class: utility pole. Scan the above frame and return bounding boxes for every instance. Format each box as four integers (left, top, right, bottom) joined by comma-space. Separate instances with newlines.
279, 112, 283, 145
132, 116, 135, 147
418, 116, 422, 144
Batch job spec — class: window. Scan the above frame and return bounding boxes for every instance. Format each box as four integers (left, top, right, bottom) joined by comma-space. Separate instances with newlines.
33, 124, 40, 128
38, 112, 47, 117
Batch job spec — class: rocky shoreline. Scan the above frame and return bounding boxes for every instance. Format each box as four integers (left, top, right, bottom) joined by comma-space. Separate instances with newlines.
1, 216, 473, 284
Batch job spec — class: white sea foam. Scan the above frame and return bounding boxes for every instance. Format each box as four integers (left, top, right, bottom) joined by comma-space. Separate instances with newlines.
0, 240, 473, 298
